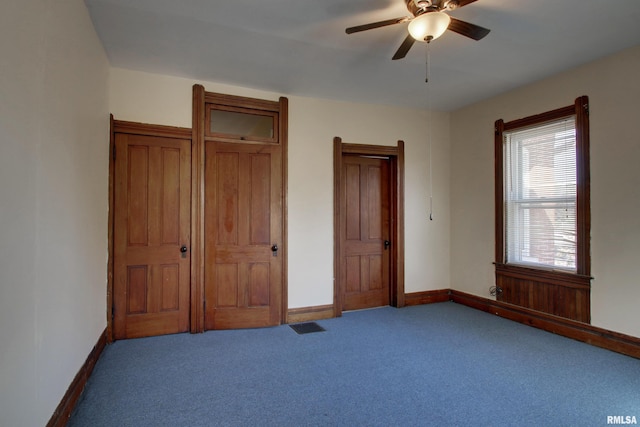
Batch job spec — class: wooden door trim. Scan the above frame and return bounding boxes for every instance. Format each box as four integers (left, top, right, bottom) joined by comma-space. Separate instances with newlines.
279, 97, 289, 324
113, 120, 192, 140
107, 115, 115, 343
205, 92, 280, 112
192, 85, 206, 333
333, 137, 405, 317
108, 118, 193, 341
193, 85, 288, 331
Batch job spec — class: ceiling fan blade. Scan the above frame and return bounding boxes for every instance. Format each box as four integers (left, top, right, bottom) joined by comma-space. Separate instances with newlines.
346, 17, 409, 34
448, 17, 490, 40
392, 34, 416, 60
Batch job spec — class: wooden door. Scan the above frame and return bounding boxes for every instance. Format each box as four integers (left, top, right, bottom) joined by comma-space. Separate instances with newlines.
203, 141, 283, 329
341, 155, 391, 310
113, 133, 191, 339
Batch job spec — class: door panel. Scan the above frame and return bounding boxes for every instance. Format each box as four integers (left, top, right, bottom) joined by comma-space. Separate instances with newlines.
342, 155, 391, 310
113, 133, 191, 339
204, 142, 282, 329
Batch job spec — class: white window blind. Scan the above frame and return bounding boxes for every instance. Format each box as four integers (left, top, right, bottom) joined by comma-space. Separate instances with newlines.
503, 117, 577, 271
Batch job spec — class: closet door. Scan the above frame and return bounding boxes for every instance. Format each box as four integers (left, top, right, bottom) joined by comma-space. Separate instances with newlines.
203, 141, 283, 329
113, 132, 191, 339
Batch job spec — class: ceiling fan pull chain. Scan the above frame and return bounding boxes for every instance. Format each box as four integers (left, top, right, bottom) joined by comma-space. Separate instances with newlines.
425, 39, 431, 83
425, 41, 434, 221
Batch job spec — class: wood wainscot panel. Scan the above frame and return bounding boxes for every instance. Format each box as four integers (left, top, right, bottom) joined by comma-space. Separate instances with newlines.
495, 263, 591, 323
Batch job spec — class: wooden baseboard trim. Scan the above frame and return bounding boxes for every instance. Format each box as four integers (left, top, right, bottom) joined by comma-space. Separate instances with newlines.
404, 289, 451, 306
47, 328, 108, 427
287, 304, 335, 323
450, 290, 640, 359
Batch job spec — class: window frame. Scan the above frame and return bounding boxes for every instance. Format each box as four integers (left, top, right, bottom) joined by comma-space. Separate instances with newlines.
495, 96, 591, 277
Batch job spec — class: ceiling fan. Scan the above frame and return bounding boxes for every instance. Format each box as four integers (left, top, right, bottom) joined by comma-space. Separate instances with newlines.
345, 0, 490, 60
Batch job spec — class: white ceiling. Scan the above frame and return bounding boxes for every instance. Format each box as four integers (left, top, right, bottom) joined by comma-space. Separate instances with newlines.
85, 0, 640, 111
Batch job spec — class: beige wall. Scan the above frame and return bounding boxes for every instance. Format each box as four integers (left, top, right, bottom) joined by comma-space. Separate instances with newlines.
109, 68, 451, 308
450, 45, 640, 338
0, 1, 110, 426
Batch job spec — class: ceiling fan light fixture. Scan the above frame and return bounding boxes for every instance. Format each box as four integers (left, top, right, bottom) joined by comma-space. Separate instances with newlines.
408, 12, 451, 42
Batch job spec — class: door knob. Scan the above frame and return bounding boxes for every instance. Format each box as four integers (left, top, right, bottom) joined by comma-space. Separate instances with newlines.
384, 240, 391, 250
180, 245, 188, 253
271, 244, 278, 257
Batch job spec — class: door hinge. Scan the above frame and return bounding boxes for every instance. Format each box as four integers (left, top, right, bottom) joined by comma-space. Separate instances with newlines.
111, 305, 115, 320
112, 145, 116, 161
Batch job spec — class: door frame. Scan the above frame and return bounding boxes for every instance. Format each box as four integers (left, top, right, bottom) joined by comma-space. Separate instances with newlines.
107, 118, 194, 342
192, 85, 288, 332
333, 137, 405, 317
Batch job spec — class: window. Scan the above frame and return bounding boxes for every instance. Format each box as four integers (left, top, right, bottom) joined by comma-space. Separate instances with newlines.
495, 96, 590, 277
504, 117, 577, 270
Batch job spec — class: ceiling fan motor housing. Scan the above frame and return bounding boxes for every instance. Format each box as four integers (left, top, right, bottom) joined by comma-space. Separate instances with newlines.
414, 0, 432, 9
408, 0, 459, 15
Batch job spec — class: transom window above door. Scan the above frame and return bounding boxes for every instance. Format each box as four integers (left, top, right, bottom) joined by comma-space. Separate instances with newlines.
206, 105, 278, 143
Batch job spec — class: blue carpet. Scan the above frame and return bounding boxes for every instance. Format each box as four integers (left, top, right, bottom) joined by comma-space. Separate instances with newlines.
68, 302, 640, 426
